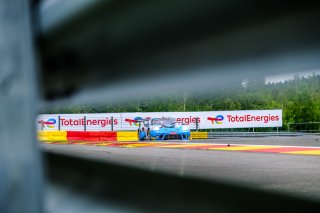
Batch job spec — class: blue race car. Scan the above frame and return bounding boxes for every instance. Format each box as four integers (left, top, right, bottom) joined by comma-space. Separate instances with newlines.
145, 117, 190, 140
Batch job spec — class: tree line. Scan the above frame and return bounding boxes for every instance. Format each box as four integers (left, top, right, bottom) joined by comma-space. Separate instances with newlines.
47, 74, 320, 131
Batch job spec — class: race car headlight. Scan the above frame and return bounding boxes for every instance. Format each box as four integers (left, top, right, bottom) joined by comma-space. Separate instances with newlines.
182, 126, 189, 131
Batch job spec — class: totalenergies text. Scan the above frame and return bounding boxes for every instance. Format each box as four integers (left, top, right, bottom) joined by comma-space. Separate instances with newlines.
227, 114, 279, 123
60, 118, 118, 127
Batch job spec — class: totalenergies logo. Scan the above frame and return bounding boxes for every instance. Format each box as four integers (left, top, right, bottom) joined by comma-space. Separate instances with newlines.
207, 115, 224, 124
38, 118, 56, 128
125, 117, 142, 126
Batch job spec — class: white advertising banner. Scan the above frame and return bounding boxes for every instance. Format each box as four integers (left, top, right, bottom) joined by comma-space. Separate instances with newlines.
37, 110, 282, 131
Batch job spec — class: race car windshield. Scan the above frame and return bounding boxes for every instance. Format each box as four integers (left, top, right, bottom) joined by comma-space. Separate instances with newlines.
151, 117, 175, 127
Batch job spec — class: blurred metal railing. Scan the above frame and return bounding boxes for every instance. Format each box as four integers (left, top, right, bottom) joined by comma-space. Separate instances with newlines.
207, 132, 302, 138
2, 0, 320, 212
37, 0, 320, 104
0, 1, 42, 212
287, 122, 320, 133
45, 151, 320, 213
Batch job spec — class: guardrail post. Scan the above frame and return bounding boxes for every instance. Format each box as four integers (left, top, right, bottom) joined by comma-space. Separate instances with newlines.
40, 120, 44, 131
58, 115, 61, 131
111, 116, 114, 131
196, 117, 199, 131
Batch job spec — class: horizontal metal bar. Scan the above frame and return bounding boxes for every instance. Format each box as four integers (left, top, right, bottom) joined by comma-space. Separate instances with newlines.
206, 132, 303, 138
36, 1, 320, 102
44, 151, 320, 213
39, 0, 103, 34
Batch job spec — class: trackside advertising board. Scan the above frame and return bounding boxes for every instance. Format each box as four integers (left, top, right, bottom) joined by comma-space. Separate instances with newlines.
37, 110, 282, 131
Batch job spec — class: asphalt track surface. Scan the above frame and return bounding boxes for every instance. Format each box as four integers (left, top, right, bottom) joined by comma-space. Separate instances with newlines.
42, 135, 320, 202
